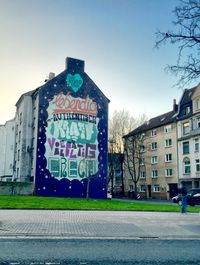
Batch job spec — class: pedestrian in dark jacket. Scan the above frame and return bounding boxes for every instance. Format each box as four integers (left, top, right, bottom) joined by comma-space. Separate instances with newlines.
180, 185, 187, 213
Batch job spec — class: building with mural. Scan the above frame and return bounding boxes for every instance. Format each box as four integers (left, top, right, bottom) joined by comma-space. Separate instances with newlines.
12, 57, 110, 199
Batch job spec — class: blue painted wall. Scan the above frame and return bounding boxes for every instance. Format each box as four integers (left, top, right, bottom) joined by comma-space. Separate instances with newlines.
35, 58, 109, 199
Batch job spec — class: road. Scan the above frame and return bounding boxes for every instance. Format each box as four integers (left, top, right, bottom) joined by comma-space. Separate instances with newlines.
0, 238, 200, 265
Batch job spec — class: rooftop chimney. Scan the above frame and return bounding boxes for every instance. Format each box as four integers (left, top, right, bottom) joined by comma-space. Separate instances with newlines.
66, 57, 85, 72
48, 72, 55, 80
44, 72, 55, 83
173, 99, 178, 112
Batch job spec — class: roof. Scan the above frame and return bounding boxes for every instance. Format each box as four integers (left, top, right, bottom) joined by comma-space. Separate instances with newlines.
124, 84, 199, 138
180, 86, 197, 106
15, 88, 39, 106
123, 110, 177, 138
176, 85, 197, 120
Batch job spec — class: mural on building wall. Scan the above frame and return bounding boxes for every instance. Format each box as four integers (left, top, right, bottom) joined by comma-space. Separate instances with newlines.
45, 92, 99, 180
35, 58, 109, 199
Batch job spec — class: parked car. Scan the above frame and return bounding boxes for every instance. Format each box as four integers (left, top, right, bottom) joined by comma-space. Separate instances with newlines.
172, 189, 200, 206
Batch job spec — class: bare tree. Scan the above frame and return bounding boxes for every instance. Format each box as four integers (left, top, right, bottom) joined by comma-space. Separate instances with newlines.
124, 133, 146, 199
155, 0, 200, 87
108, 110, 147, 196
109, 110, 147, 153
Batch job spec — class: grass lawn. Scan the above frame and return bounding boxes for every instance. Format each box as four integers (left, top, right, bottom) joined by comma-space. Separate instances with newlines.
0, 195, 199, 212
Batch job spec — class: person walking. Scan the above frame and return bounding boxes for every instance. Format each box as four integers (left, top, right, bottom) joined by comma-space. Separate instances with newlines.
180, 184, 187, 214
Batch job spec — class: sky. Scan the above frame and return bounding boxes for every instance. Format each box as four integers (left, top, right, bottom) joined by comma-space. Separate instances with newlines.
0, 0, 197, 125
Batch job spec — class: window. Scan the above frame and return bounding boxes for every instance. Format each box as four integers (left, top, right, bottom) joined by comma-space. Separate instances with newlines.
152, 170, 158, 178
151, 130, 157, 136
195, 138, 199, 152
183, 141, 189, 154
19, 113, 22, 125
184, 158, 191, 174
140, 145, 145, 153
197, 117, 200, 128
151, 142, 157, 150
140, 185, 146, 192
139, 158, 145, 165
165, 169, 173, 177
153, 185, 160, 192
196, 99, 200, 111
151, 156, 158, 164
18, 131, 21, 143
164, 125, 172, 133
196, 159, 200, 172
129, 185, 134, 192
165, 154, 172, 162
184, 106, 190, 115
140, 171, 146, 179
17, 150, 20, 161
183, 122, 190, 135
165, 139, 172, 147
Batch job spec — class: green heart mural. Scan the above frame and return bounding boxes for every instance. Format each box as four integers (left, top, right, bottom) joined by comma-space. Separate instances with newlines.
66, 73, 83, 92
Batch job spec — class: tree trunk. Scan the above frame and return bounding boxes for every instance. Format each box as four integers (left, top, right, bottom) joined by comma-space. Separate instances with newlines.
134, 181, 138, 199
120, 159, 124, 195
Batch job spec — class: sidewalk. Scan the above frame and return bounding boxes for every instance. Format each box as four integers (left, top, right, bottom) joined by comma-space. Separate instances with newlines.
0, 210, 199, 239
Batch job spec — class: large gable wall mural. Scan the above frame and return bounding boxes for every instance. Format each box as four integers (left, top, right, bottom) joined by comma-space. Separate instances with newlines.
35, 58, 109, 199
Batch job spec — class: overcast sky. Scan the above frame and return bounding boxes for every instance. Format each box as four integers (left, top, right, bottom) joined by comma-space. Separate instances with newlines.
0, 0, 197, 125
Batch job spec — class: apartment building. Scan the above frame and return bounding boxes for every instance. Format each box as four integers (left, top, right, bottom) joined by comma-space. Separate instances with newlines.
177, 84, 200, 190
13, 90, 37, 182
124, 102, 178, 199
124, 84, 200, 199
0, 119, 15, 181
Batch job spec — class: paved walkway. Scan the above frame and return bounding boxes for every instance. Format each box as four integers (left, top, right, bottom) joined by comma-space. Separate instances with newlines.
0, 210, 200, 239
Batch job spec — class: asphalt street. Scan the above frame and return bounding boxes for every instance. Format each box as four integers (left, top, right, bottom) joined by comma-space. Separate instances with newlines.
1, 238, 200, 265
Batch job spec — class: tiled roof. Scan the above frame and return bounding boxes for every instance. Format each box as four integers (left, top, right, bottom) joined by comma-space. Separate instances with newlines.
123, 110, 177, 138
124, 85, 199, 138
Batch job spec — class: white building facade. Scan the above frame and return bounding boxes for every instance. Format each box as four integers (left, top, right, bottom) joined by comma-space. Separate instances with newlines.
0, 119, 15, 181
